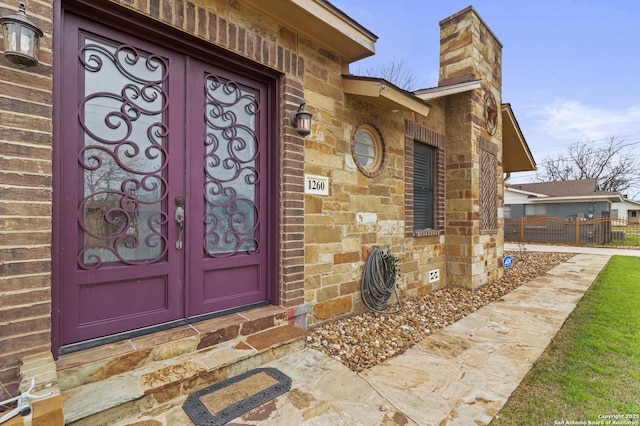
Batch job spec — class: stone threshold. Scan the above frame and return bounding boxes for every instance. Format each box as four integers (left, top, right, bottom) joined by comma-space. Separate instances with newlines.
56, 305, 289, 386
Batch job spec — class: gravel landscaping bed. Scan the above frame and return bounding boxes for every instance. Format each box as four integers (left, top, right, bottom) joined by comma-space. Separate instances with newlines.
307, 251, 575, 372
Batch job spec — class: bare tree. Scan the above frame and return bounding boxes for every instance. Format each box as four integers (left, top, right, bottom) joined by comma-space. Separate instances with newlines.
356, 57, 422, 92
536, 137, 640, 197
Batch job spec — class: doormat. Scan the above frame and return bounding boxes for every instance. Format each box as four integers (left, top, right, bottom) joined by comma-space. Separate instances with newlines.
182, 367, 291, 425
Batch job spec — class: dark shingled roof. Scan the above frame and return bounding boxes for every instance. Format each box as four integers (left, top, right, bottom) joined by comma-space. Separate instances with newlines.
508, 179, 615, 197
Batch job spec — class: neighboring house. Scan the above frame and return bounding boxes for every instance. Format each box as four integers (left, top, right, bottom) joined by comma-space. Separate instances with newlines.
504, 179, 623, 220
0, 0, 534, 418
611, 196, 640, 223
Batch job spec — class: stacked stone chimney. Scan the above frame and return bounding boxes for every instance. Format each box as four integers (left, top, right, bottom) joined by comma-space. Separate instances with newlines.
439, 7, 505, 289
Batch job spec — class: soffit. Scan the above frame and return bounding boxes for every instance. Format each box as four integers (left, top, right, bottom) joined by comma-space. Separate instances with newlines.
245, 0, 377, 62
413, 80, 482, 100
502, 104, 536, 173
342, 75, 432, 117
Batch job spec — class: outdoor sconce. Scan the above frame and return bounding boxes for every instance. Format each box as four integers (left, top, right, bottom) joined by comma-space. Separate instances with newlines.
0, 1, 44, 68
290, 102, 312, 137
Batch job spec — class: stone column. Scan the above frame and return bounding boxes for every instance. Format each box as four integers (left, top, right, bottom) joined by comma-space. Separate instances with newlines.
439, 7, 504, 289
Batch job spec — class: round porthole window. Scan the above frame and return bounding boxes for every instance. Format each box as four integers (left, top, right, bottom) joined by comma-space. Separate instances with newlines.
352, 124, 385, 177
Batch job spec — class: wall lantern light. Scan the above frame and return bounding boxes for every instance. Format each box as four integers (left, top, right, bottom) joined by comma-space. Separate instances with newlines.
290, 102, 312, 137
1, 1, 44, 68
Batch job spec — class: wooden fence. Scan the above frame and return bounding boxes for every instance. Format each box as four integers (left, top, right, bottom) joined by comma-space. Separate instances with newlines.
505, 216, 640, 247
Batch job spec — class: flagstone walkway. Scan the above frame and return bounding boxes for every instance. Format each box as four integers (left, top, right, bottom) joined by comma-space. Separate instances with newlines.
259, 252, 612, 425
120, 247, 634, 425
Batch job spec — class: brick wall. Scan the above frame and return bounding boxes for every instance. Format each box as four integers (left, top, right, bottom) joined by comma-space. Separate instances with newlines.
0, 0, 55, 399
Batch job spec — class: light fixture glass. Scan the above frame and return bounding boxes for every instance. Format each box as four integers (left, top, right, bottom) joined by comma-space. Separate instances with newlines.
290, 102, 312, 137
0, 1, 43, 68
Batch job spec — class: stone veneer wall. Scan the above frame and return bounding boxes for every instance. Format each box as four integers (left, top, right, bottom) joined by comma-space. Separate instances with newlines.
439, 6, 505, 290
304, 88, 451, 325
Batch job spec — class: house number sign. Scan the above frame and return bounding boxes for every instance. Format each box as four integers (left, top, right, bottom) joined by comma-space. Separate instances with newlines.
304, 174, 329, 195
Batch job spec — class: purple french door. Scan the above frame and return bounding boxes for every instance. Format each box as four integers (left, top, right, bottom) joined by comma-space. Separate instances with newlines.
57, 13, 274, 347
185, 61, 271, 317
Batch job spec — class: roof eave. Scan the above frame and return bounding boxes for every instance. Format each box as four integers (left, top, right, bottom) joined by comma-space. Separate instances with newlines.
614, 198, 640, 206
245, 0, 377, 62
504, 186, 549, 197
529, 194, 624, 203
343, 75, 432, 117
413, 79, 482, 100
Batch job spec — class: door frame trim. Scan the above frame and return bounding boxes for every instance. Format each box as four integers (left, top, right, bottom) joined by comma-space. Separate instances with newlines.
52, 0, 281, 358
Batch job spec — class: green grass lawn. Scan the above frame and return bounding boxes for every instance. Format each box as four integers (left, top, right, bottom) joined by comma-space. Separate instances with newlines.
611, 232, 640, 246
492, 255, 640, 425
610, 225, 640, 246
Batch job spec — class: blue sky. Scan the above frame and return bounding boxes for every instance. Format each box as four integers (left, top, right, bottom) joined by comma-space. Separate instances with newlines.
330, 1, 640, 189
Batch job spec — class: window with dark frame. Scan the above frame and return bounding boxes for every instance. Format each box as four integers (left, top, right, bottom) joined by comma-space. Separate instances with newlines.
413, 141, 435, 231
404, 121, 444, 237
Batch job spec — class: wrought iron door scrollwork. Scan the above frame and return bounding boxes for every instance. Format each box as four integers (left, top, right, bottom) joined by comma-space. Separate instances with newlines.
77, 39, 169, 268
203, 75, 260, 257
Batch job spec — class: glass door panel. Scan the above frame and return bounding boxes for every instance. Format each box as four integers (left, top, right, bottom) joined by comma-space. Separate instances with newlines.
79, 38, 168, 267
203, 75, 259, 256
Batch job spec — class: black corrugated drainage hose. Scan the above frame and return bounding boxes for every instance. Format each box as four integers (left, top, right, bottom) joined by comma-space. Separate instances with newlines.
360, 247, 402, 313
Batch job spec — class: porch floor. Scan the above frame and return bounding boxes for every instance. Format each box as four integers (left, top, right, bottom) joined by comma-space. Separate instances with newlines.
51, 305, 307, 425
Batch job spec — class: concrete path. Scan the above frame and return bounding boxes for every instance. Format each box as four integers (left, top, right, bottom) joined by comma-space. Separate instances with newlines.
255, 249, 625, 425
505, 242, 640, 256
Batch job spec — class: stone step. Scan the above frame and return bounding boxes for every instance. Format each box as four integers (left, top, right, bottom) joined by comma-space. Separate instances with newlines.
56, 306, 288, 391
55, 306, 307, 425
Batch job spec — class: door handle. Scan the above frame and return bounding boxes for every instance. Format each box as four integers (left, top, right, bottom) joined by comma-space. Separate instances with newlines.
175, 197, 185, 250
175, 206, 184, 225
